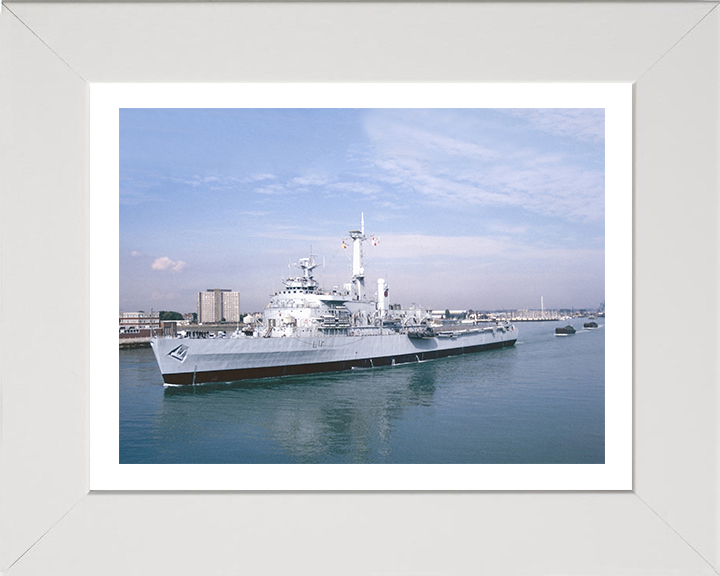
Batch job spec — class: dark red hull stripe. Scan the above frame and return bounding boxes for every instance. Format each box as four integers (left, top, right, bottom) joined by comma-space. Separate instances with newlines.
163, 339, 517, 385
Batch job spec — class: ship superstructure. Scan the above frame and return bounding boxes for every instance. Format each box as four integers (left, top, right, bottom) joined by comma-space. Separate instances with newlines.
150, 216, 518, 386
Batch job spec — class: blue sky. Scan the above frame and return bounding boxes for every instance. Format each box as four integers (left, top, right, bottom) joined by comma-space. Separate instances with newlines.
120, 108, 604, 314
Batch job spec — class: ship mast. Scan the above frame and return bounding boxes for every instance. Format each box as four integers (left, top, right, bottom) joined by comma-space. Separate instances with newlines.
295, 246, 317, 281
348, 214, 366, 300
283, 248, 319, 292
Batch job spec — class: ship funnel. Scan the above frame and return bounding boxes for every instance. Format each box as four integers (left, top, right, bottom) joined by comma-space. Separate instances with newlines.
377, 278, 389, 316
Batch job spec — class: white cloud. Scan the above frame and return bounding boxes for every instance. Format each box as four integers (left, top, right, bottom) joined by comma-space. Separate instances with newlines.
254, 183, 291, 195
151, 256, 187, 272
169, 175, 214, 187
163, 174, 277, 190
357, 108, 605, 223
373, 233, 603, 268
238, 211, 271, 217
130, 250, 143, 257
292, 175, 331, 187
506, 109, 605, 142
368, 121, 499, 162
119, 188, 162, 205
328, 181, 380, 196
375, 234, 512, 260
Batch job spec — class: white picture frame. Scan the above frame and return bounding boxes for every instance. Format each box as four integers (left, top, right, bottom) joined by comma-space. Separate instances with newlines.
1, 2, 718, 574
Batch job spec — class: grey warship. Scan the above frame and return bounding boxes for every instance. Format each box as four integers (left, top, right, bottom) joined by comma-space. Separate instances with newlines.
150, 217, 518, 386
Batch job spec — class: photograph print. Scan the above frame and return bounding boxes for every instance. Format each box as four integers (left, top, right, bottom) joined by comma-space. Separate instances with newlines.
118, 105, 607, 467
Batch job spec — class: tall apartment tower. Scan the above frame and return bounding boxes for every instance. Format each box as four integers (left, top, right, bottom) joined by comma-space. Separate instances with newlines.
221, 291, 240, 323
197, 289, 240, 324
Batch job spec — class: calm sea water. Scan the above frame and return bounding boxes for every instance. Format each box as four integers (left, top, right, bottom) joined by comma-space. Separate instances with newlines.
120, 319, 604, 464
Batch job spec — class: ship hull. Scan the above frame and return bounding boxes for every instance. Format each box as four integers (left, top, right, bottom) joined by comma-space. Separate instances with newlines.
150, 327, 517, 386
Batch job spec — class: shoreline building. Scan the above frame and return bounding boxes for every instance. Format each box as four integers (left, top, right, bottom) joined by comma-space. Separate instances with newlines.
119, 310, 160, 330
197, 289, 240, 324
119, 310, 177, 342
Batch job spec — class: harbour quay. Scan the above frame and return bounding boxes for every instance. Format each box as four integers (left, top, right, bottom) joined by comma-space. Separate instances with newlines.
496, 309, 603, 322
433, 308, 603, 323
120, 301, 572, 351
119, 307, 603, 348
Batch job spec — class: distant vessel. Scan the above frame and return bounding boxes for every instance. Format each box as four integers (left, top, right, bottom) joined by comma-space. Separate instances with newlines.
150, 216, 518, 386
555, 325, 576, 335
583, 321, 598, 329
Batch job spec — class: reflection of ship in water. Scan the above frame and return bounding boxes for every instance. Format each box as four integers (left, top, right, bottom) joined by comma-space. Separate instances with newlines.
151, 215, 517, 386
162, 360, 439, 462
